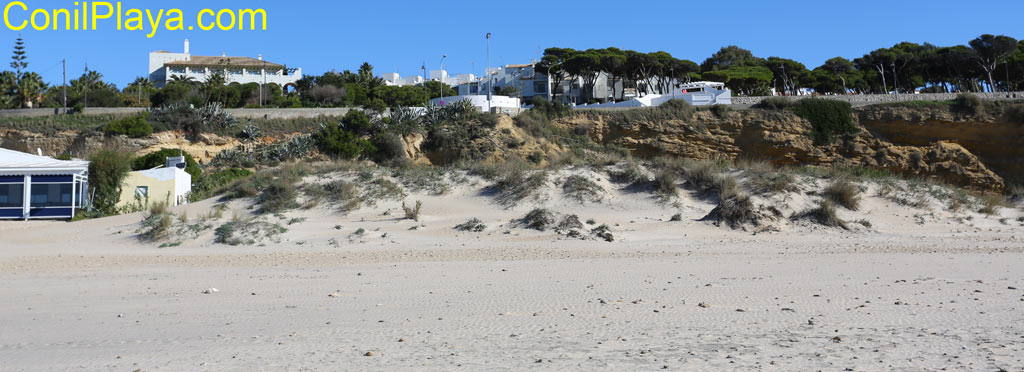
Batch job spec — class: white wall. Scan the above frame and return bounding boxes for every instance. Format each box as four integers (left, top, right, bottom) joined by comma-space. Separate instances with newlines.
430, 95, 521, 112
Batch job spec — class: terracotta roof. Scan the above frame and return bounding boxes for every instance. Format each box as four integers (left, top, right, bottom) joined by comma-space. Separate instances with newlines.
505, 63, 532, 68
165, 55, 285, 69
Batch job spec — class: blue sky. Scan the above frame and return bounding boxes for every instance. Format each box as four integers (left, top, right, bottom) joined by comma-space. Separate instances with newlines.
7, 0, 1024, 87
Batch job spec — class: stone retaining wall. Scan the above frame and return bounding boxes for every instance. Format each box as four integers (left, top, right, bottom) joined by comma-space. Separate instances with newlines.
0, 107, 356, 119
731, 92, 1024, 106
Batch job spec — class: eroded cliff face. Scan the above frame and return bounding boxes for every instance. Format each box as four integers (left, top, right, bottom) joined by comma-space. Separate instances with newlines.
0, 129, 241, 163
856, 105, 1024, 186
556, 108, 1009, 191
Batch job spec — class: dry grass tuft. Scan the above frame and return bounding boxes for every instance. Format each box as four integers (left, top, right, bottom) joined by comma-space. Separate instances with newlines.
794, 200, 848, 229
824, 179, 861, 210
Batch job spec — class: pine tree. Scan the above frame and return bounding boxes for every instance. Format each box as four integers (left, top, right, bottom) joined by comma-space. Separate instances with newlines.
10, 35, 27, 77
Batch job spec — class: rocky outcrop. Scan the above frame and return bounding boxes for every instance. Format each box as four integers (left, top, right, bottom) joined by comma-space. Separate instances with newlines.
856, 104, 1024, 186
0, 129, 241, 163
557, 108, 1008, 191
421, 115, 563, 166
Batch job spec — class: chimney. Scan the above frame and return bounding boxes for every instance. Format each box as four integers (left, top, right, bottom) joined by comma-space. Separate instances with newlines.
257, 54, 263, 61
184, 39, 190, 54
222, 51, 226, 57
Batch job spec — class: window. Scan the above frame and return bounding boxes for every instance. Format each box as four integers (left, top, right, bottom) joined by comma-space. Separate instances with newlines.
533, 81, 547, 93
136, 186, 149, 200
230, 69, 243, 76
29, 183, 73, 208
169, 67, 186, 74
0, 183, 23, 208
247, 69, 261, 76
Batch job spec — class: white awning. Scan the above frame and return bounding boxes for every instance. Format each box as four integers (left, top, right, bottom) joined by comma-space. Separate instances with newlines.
0, 148, 89, 176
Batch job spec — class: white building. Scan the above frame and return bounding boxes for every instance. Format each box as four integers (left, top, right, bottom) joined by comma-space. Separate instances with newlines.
148, 39, 303, 91
117, 155, 192, 210
578, 82, 731, 109
429, 95, 522, 115
0, 148, 89, 220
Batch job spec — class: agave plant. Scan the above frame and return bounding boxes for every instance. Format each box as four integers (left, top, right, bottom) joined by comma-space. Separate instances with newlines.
239, 125, 263, 142
197, 102, 238, 130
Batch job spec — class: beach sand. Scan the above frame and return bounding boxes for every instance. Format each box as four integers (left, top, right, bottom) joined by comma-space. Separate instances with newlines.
1, 169, 1023, 371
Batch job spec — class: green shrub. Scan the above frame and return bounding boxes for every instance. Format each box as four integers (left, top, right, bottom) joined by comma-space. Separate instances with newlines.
102, 115, 152, 137
609, 160, 651, 187
522, 208, 555, 231
215, 220, 242, 245
455, 218, 487, 232
792, 98, 856, 144
953, 93, 984, 115
753, 97, 794, 110
303, 179, 361, 211
1006, 104, 1024, 124
492, 170, 547, 206
259, 177, 298, 214
315, 123, 376, 159
340, 110, 373, 134
556, 214, 584, 232
149, 102, 238, 137
562, 175, 603, 203
190, 168, 253, 202
709, 104, 731, 118
701, 193, 757, 229
139, 201, 172, 242
529, 96, 573, 119
88, 150, 133, 215
590, 99, 695, 129
132, 148, 201, 184
371, 132, 408, 164
655, 169, 678, 198
794, 200, 848, 229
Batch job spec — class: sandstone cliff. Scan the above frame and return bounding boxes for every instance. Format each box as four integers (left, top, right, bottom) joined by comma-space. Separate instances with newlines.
556, 107, 1013, 191
0, 129, 241, 164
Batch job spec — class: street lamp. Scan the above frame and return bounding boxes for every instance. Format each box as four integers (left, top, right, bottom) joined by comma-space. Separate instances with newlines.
670, 66, 675, 100
486, 32, 491, 112
440, 54, 447, 104
421, 62, 427, 106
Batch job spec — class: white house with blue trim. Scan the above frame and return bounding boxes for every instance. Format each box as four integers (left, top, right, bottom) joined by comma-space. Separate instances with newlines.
0, 148, 89, 220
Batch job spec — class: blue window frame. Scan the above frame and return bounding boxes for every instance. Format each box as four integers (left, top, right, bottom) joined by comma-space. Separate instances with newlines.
0, 183, 23, 208
30, 183, 73, 208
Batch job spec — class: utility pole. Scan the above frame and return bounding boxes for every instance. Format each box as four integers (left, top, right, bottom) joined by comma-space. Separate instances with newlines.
83, 63, 88, 109
62, 59, 67, 113
486, 32, 492, 112
421, 62, 427, 106
261, 59, 267, 107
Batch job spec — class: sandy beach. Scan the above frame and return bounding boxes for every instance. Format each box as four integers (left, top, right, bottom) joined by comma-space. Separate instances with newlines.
2, 166, 1024, 371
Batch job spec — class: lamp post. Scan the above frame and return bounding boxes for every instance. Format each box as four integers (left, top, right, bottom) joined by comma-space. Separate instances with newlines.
670, 66, 675, 100
261, 59, 267, 107
421, 62, 427, 106
486, 32, 491, 112
440, 54, 447, 104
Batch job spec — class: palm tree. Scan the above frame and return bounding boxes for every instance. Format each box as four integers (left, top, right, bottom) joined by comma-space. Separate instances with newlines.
169, 74, 197, 85
125, 77, 156, 107
127, 76, 155, 90
15, 72, 44, 108
0, 71, 17, 109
